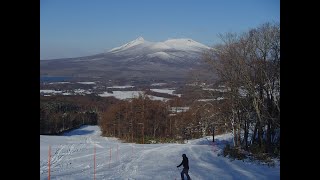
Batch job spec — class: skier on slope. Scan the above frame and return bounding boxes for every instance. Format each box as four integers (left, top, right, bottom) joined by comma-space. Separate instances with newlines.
177, 154, 191, 180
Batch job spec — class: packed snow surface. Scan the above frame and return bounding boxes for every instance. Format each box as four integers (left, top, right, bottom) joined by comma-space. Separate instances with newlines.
40, 125, 279, 180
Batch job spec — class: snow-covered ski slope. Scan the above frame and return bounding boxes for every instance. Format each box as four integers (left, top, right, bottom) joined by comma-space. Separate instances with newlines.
40, 125, 279, 180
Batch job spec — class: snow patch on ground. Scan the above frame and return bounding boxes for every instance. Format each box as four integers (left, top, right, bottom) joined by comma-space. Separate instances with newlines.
99, 91, 170, 101
48, 82, 70, 84
40, 90, 62, 94
107, 85, 135, 89
99, 91, 144, 99
150, 88, 181, 97
151, 83, 167, 86
77, 82, 96, 85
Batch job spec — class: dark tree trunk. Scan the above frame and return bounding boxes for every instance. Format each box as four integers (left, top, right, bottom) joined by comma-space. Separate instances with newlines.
244, 118, 249, 150
212, 126, 215, 142
252, 122, 258, 145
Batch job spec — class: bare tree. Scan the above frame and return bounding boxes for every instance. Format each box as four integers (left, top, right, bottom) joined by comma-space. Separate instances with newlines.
203, 22, 280, 154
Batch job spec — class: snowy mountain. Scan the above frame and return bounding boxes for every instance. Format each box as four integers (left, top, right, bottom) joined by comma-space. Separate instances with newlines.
109, 37, 146, 53
40, 125, 280, 180
40, 37, 212, 81
109, 37, 209, 53
107, 37, 210, 62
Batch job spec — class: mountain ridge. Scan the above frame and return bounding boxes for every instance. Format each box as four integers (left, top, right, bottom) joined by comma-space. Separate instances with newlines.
108, 37, 209, 54
40, 37, 213, 82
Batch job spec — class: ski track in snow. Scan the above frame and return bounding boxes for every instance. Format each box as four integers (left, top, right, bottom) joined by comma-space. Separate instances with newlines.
40, 125, 279, 180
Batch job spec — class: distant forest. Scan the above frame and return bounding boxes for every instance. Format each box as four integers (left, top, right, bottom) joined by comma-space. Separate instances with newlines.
40, 95, 118, 134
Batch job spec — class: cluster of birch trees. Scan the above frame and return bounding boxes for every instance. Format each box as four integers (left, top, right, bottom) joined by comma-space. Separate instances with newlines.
203, 22, 280, 154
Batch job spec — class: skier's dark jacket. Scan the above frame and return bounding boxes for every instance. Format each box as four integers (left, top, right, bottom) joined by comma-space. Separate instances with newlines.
177, 155, 189, 169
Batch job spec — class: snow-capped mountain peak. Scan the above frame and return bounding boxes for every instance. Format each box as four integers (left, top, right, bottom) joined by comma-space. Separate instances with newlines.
108, 37, 209, 54
135, 36, 144, 41
42, 37, 213, 81
106, 37, 211, 63
163, 38, 210, 51
109, 36, 146, 53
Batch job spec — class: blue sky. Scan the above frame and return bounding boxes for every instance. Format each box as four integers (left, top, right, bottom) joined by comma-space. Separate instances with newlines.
40, 0, 279, 59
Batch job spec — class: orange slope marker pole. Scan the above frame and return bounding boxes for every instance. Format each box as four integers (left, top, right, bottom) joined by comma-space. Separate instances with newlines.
117, 144, 119, 162
48, 145, 51, 180
109, 147, 112, 168
94, 145, 96, 180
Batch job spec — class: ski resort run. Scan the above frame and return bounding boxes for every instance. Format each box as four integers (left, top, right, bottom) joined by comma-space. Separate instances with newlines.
40, 125, 280, 180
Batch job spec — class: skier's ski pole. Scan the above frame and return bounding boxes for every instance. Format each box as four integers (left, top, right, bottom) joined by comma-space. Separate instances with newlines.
176, 167, 180, 180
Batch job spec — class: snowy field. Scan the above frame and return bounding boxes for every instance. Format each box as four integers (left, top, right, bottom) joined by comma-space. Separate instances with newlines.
150, 83, 167, 86
49, 82, 70, 84
40, 126, 280, 180
40, 90, 62, 94
40, 89, 170, 101
107, 86, 135, 89
99, 91, 169, 101
150, 89, 181, 97
77, 82, 96, 85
